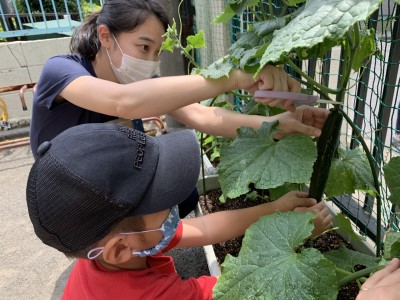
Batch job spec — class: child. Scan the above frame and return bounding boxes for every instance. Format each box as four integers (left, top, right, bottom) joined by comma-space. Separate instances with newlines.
26, 123, 332, 299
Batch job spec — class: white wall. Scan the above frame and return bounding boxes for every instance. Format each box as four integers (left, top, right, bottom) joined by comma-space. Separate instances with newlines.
0, 35, 185, 125
0, 37, 71, 123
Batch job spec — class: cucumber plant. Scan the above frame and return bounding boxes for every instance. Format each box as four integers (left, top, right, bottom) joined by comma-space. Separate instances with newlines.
162, 0, 400, 298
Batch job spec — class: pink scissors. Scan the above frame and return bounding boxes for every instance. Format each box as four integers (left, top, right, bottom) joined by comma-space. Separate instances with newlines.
254, 91, 336, 106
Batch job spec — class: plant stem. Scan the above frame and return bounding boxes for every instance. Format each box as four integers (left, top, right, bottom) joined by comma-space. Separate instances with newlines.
286, 60, 341, 95
340, 108, 382, 256
297, 78, 332, 101
258, 0, 266, 17
180, 47, 199, 69
199, 96, 218, 196
337, 265, 382, 287
335, 267, 353, 277
353, 23, 361, 50
267, 0, 273, 17
177, 0, 184, 41
337, 24, 360, 102
279, 2, 288, 17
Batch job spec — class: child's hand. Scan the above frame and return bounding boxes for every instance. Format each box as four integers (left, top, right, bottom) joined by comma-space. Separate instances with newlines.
294, 201, 333, 237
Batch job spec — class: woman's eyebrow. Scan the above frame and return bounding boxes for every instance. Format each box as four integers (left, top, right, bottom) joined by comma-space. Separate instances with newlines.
138, 36, 155, 43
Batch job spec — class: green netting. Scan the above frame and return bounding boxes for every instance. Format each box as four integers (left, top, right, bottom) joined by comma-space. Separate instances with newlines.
192, 0, 230, 66
193, 0, 400, 247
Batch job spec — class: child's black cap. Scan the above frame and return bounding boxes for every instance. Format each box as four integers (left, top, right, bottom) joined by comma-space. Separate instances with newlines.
26, 123, 200, 253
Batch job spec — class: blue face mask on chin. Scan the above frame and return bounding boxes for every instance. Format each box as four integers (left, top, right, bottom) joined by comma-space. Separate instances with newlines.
87, 205, 180, 260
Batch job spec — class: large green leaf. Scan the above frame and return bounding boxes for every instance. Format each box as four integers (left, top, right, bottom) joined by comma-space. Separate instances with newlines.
258, 0, 382, 70
197, 57, 235, 79
351, 29, 376, 71
253, 17, 288, 36
218, 122, 316, 199
213, 212, 338, 300
384, 231, 400, 260
383, 156, 400, 205
231, 30, 265, 50
335, 214, 362, 242
325, 148, 377, 198
213, 0, 259, 24
324, 246, 378, 282
269, 183, 303, 200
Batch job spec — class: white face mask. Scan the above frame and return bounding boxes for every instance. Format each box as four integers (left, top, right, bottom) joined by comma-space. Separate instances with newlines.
106, 35, 160, 84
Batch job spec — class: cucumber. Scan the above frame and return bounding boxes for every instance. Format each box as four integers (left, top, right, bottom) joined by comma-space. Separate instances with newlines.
308, 107, 343, 202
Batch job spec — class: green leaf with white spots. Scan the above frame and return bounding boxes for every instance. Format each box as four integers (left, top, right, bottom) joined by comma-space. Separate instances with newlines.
352, 29, 376, 71
324, 246, 379, 282
384, 231, 400, 260
383, 157, 400, 206
258, 0, 382, 72
269, 183, 303, 201
217, 122, 316, 199
213, 0, 259, 24
213, 211, 338, 300
325, 148, 377, 198
197, 57, 235, 79
335, 214, 362, 242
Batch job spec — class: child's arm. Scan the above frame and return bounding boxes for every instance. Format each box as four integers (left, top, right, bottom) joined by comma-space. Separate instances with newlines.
177, 191, 331, 248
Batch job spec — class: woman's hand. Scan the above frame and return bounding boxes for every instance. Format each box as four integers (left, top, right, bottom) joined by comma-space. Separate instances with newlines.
356, 258, 400, 300
231, 65, 300, 112
272, 105, 330, 138
274, 191, 317, 212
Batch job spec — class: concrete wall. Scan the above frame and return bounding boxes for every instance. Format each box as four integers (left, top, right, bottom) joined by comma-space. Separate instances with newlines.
0, 0, 186, 126
0, 36, 185, 126
0, 37, 71, 124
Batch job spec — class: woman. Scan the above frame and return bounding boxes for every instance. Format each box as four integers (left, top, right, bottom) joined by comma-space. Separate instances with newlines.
30, 0, 328, 216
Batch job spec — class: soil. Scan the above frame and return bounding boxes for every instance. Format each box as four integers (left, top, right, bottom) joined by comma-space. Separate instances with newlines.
199, 188, 361, 300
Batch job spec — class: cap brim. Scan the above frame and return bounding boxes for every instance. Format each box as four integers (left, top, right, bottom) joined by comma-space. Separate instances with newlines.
130, 129, 200, 216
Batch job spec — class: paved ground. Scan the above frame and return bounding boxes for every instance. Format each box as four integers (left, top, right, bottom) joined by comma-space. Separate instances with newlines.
0, 138, 210, 300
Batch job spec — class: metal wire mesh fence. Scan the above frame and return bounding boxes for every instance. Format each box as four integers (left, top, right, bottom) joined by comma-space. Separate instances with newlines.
193, 0, 400, 248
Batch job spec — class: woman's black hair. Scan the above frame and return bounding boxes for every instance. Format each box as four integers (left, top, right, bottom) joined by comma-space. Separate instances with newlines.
70, 0, 170, 60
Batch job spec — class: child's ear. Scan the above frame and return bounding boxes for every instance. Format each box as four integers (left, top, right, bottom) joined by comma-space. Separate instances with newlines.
102, 236, 133, 264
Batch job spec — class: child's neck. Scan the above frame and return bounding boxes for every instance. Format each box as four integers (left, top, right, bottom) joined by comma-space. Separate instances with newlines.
98, 257, 148, 271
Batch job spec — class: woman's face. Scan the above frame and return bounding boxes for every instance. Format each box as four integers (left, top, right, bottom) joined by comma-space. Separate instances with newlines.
111, 14, 165, 67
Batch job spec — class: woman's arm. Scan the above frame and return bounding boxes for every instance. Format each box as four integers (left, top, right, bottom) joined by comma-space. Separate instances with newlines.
170, 103, 329, 138
59, 66, 298, 119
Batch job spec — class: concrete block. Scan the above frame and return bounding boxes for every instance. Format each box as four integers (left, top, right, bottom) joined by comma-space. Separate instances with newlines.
28, 65, 45, 83
21, 37, 71, 66
0, 43, 23, 69
0, 68, 31, 86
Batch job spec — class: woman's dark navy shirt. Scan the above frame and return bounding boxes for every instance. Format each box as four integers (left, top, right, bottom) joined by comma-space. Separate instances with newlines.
30, 54, 116, 159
